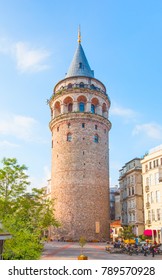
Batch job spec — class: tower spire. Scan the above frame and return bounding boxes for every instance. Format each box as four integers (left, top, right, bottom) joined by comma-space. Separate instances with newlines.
78, 25, 81, 44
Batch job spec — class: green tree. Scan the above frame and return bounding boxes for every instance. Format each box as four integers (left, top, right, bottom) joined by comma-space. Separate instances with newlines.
0, 158, 59, 259
119, 225, 135, 242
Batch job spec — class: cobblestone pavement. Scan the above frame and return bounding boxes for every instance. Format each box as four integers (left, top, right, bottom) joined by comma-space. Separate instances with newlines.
41, 241, 162, 260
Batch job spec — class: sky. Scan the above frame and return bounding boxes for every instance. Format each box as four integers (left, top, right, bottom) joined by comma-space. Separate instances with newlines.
0, 0, 162, 189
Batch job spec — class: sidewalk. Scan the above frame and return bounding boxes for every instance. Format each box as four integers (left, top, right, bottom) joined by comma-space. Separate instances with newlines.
41, 241, 162, 260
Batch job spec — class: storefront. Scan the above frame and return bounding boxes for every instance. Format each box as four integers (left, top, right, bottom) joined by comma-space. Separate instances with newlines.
144, 228, 162, 243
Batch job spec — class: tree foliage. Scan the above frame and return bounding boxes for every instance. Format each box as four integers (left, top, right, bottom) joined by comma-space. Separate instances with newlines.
0, 158, 59, 259
119, 225, 136, 241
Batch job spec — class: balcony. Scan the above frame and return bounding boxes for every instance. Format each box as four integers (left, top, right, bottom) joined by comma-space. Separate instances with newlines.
146, 202, 150, 208
146, 220, 151, 225
145, 185, 149, 192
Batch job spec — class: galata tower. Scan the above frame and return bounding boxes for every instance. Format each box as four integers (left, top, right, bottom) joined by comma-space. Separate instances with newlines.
49, 30, 111, 241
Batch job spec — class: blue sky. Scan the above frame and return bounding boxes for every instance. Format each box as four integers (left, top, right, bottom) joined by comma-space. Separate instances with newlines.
0, 0, 162, 189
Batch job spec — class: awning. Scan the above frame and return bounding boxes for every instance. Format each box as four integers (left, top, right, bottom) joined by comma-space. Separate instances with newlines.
144, 229, 156, 236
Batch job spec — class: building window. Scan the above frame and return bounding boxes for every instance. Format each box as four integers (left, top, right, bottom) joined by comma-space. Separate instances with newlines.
79, 82, 84, 88
67, 133, 72, 142
82, 123, 85, 128
95, 125, 97, 130
151, 209, 155, 221
90, 84, 95, 90
67, 123, 71, 128
91, 104, 95, 114
57, 127, 59, 132
157, 209, 161, 221
156, 190, 160, 202
79, 102, 85, 112
104, 129, 106, 134
151, 191, 154, 203
149, 162, 152, 169
68, 103, 73, 112
128, 188, 131, 196
132, 186, 134, 195
94, 134, 99, 143
67, 83, 72, 88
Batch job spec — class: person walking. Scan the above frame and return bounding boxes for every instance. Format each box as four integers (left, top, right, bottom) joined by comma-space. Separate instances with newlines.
143, 244, 148, 256
150, 245, 155, 257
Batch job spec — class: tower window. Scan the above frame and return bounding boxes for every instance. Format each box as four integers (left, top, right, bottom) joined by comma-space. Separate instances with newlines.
94, 134, 99, 143
67, 83, 72, 88
68, 123, 71, 128
57, 127, 59, 132
68, 103, 73, 112
82, 123, 85, 128
79, 102, 85, 112
79, 62, 82, 69
79, 82, 84, 88
67, 133, 72, 142
91, 104, 95, 114
95, 125, 97, 130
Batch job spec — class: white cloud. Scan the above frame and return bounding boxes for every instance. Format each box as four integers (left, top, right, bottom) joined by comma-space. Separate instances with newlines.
110, 104, 136, 119
0, 140, 19, 148
0, 37, 50, 72
0, 113, 38, 141
14, 42, 50, 72
132, 122, 162, 140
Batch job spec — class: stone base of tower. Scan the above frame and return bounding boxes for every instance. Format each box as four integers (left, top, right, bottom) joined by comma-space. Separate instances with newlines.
52, 222, 110, 242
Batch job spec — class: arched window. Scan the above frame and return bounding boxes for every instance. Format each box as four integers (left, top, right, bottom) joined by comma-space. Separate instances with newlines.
67, 83, 72, 89
90, 84, 95, 90
102, 103, 107, 117
68, 103, 73, 112
94, 134, 99, 143
79, 82, 84, 88
67, 133, 72, 142
91, 104, 95, 114
79, 102, 85, 112
54, 101, 61, 117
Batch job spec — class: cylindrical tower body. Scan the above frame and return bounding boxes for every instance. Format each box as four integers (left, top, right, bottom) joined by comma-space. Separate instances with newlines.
49, 41, 111, 241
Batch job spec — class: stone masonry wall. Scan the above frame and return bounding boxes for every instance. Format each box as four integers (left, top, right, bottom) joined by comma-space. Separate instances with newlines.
50, 113, 110, 241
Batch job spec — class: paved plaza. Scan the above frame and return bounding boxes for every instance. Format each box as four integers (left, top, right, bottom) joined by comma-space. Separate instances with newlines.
41, 241, 162, 260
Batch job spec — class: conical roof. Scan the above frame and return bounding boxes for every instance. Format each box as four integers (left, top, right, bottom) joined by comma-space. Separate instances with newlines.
65, 43, 94, 78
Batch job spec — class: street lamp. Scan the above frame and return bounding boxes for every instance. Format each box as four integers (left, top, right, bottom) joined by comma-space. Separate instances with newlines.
0, 233, 12, 260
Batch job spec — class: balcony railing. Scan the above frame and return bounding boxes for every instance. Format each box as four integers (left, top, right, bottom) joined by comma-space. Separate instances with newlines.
146, 219, 151, 225
146, 202, 150, 208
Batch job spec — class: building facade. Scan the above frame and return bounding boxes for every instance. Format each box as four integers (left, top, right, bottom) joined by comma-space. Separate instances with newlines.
119, 158, 144, 236
141, 145, 162, 243
110, 185, 120, 220
48, 32, 111, 241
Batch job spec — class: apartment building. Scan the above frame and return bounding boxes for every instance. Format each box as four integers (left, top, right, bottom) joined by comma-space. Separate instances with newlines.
141, 145, 162, 243
119, 158, 144, 236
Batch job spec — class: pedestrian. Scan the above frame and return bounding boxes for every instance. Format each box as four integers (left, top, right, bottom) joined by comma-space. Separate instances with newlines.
143, 244, 148, 256
150, 245, 155, 257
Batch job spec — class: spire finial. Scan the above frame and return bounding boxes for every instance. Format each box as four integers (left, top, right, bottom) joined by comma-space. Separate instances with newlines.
78, 25, 81, 43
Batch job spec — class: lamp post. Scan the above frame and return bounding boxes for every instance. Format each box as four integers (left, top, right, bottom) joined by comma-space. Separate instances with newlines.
0, 233, 12, 260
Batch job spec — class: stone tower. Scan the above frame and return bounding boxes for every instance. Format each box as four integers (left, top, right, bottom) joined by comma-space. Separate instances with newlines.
49, 31, 111, 241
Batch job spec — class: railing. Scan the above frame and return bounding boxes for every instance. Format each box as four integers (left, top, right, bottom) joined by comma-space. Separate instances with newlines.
146, 202, 150, 208
145, 185, 149, 192
146, 219, 151, 225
